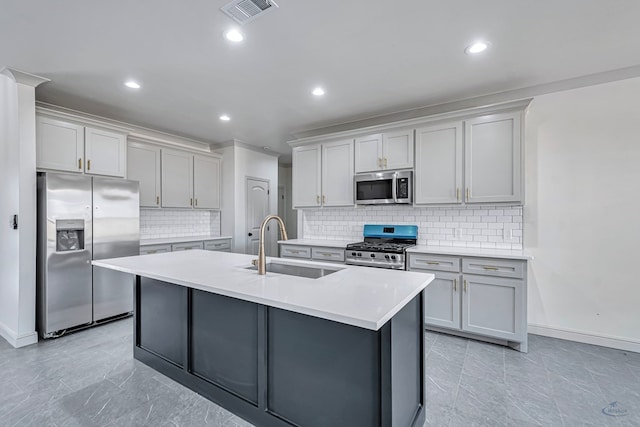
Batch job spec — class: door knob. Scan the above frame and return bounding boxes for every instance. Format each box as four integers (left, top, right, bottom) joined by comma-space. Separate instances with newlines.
248, 232, 253, 236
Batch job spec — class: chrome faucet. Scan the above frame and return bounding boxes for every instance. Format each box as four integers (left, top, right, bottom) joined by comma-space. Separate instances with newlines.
252, 215, 288, 275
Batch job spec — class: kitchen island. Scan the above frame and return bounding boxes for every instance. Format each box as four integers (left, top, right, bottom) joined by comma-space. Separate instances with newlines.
93, 250, 434, 427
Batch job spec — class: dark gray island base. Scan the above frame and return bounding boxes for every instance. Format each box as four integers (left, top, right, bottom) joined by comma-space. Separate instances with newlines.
134, 276, 426, 427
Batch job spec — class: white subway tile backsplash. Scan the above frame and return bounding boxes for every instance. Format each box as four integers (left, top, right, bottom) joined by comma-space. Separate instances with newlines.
301, 204, 523, 250
140, 209, 221, 240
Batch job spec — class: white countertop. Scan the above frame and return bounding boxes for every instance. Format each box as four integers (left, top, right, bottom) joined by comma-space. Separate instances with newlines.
140, 235, 232, 246
407, 245, 533, 260
277, 239, 353, 249
93, 250, 433, 331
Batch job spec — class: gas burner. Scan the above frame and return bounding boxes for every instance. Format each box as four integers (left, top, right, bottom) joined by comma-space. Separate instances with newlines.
345, 224, 418, 270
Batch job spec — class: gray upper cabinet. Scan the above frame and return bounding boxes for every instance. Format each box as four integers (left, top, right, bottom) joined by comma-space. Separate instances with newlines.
354, 130, 413, 173
321, 139, 354, 207
193, 155, 220, 209
36, 116, 85, 173
415, 122, 463, 204
354, 134, 382, 173
161, 150, 221, 209
383, 129, 414, 170
464, 112, 522, 204
292, 144, 322, 208
127, 141, 161, 207
293, 140, 354, 208
162, 149, 194, 208
84, 127, 126, 177
36, 116, 126, 177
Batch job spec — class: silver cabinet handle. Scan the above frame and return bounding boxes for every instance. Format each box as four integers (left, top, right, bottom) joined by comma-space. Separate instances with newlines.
464, 280, 468, 292
426, 261, 440, 265
483, 266, 499, 271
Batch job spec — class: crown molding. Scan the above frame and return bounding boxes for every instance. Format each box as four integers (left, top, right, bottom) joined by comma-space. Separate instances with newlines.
0, 67, 49, 87
212, 139, 280, 158
36, 102, 213, 153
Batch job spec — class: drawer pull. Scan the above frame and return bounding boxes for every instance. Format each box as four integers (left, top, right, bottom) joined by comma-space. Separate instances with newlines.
482, 266, 499, 271
426, 261, 440, 265
318, 252, 332, 257
453, 278, 457, 292
464, 279, 468, 292
78, 158, 83, 170
87, 159, 91, 171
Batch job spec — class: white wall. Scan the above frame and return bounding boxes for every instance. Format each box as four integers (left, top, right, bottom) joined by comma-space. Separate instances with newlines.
234, 147, 279, 255
0, 71, 21, 346
277, 165, 297, 239
0, 69, 44, 348
217, 144, 279, 255
524, 77, 640, 352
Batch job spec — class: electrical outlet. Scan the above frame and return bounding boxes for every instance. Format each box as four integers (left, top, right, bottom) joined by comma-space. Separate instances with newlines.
503, 224, 514, 242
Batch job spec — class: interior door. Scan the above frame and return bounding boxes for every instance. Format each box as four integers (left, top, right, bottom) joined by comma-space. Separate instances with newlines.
246, 178, 269, 255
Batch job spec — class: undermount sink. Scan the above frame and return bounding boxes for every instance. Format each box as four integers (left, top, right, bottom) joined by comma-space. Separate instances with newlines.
246, 262, 342, 279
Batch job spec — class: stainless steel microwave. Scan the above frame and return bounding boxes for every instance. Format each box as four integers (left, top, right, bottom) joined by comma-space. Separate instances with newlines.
354, 170, 413, 205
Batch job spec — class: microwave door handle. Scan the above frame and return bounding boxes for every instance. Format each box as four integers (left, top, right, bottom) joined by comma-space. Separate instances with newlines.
392, 171, 398, 203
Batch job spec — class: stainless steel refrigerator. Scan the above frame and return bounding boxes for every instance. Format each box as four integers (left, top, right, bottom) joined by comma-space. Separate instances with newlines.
37, 172, 139, 338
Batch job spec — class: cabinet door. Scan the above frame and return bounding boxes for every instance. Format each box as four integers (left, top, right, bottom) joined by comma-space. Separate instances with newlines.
322, 139, 354, 207
354, 134, 382, 173
382, 129, 414, 170
127, 142, 161, 207
292, 145, 321, 208
415, 122, 463, 204
464, 112, 522, 203
193, 155, 221, 209
84, 127, 126, 177
462, 274, 524, 341
424, 272, 461, 329
36, 116, 84, 173
162, 150, 193, 208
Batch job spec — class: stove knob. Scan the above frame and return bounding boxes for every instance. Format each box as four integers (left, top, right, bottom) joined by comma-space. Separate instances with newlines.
370, 253, 375, 258
357, 253, 362, 257
351, 252, 357, 256
384, 255, 390, 260
391, 255, 396, 260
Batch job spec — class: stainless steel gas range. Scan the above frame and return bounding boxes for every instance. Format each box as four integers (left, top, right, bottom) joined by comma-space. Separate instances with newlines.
345, 224, 417, 270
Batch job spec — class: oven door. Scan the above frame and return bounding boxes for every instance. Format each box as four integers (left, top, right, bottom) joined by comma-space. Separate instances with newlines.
354, 172, 394, 204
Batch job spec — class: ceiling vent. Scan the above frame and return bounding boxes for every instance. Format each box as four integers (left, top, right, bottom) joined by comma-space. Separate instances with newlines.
221, 0, 279, 25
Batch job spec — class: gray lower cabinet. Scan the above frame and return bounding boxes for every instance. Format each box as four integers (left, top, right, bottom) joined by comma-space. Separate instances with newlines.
280, 244, 345, 263
462, 274, 524, 341
141, 238, 232, 255
204, 239, 231, 252
140, 244, 172, 255
172, 241, 204, 251
409, 252, 527, 352
424, 272, 461, 330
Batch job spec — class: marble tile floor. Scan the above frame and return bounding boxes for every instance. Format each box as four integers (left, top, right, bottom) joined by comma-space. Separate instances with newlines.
0, 318, 638, 427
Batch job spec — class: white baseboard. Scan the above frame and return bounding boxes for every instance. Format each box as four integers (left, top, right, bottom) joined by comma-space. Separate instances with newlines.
528, 323, 640, 353
0, 320, 38, 348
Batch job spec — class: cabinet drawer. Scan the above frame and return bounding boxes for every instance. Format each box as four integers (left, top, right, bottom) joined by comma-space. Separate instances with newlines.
172, 241, 204, 251
409, 254, 460, 272
462, 258, 524, 279
311, 247, 345, 263
140, 244, 172, 255
280, 245, 311, 259
204, 239, 231, 251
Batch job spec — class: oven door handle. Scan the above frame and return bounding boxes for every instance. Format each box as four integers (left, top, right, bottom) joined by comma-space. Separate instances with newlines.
392, 171, 399, 203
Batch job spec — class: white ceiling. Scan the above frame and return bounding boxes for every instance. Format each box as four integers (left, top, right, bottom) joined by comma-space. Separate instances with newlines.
2, 0, 640, 160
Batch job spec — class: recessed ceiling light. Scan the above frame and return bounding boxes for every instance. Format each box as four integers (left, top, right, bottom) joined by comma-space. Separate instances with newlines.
124, 81, 141, 89
219, 114, 231, 121
224, 29, 244, 43
465, 41, 489, 54
312, 87, 325, 96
